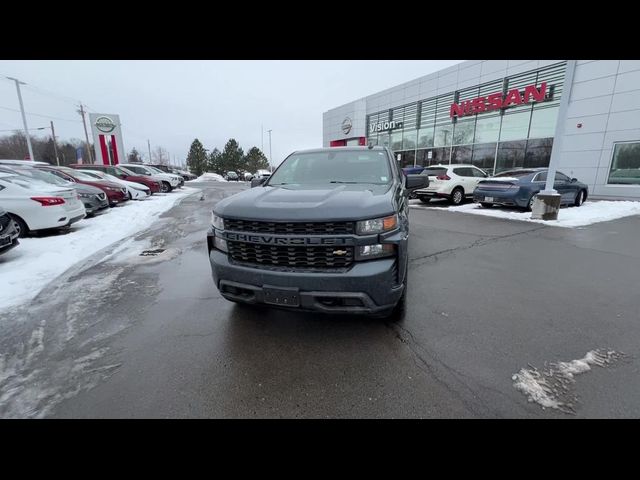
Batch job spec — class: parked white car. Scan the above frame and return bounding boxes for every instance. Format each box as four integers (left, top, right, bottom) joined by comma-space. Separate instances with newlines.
120, 163, 181, 192
0, 173, 86, 237
414, 164, 489, 205
77, 169, 150, 200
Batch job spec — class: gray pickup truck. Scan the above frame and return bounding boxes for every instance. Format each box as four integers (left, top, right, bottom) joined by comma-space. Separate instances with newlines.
207, 146, 428, 318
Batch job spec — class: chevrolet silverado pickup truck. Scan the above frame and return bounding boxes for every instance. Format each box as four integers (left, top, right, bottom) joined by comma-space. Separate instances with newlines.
207, 146, 428, 317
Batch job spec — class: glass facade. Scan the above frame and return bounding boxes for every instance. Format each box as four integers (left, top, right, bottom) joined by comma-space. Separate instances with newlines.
366, 62, 566, 174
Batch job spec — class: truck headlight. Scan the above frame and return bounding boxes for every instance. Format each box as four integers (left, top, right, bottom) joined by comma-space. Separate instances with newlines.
213, 235, 228, 253
356, 243, 395, 260
356, 214, 398, 235
211, 212, 224, 230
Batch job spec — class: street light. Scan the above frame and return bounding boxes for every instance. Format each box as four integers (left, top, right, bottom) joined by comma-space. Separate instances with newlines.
6, 76, 36, 161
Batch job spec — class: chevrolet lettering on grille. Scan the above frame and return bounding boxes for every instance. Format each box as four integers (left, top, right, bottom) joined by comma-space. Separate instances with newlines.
224, 232, 352, 246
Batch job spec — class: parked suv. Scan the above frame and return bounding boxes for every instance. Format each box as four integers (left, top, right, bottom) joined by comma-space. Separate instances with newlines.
414, 164, 488, 205
207, 146, 428, 318
120, 163, 181, 192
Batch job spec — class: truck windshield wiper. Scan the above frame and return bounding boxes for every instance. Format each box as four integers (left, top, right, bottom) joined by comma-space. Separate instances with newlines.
329, 181, 386, 185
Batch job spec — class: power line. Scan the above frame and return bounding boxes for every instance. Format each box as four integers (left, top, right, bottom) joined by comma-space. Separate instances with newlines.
0, 105, 80, 123
21, 83, 81, 106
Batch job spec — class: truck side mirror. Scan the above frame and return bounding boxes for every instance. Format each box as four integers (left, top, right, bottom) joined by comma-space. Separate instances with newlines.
405, 174, 429, 190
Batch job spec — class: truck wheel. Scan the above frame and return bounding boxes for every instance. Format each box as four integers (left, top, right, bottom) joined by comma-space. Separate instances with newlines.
161, 181, 172, 193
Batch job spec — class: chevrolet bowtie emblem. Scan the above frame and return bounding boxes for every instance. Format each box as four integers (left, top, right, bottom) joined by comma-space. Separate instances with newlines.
332, 249, 347, 256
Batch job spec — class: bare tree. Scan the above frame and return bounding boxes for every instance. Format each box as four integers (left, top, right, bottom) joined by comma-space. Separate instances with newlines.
151, 146, 170, 165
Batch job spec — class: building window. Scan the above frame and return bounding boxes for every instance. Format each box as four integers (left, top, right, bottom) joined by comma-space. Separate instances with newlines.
529, 105, 558, 139
434, 125, 453, 147
499, 111, 531, 142
390, 130, 403, 151
403, 129, 417, 150
495, 140, 526, 173
524, 138, 554, 169
474, 116, 501, 144
453, 119, 475, 145
608, 142, 640, 185
417, 127, 434, 148
397, 150, 415, 168
471, 142, 497, 173
451, 145, 472, 164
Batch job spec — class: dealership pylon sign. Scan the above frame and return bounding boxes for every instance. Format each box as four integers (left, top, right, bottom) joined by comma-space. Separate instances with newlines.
89, 113, 126, 165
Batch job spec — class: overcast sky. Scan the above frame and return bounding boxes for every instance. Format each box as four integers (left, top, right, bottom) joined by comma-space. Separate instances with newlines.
0, 60, 463, 166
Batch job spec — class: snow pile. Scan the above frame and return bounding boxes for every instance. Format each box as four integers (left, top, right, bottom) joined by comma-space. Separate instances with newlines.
512, 349, 624, 413
431, 201, 640, 228
196, 172, 227, 182
0, 187, 199, 311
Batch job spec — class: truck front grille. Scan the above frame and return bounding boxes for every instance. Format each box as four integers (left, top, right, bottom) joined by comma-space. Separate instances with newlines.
228, 241, 354, 269
225, 219, 355, 235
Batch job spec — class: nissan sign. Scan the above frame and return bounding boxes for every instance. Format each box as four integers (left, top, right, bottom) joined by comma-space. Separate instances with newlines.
94, 116, 117, 133
450, 82, 551, 118
369, 120, 403, 133
341, 117, 352, 135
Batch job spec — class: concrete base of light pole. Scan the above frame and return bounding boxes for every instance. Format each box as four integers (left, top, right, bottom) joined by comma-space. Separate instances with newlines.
531, 191, 561, 220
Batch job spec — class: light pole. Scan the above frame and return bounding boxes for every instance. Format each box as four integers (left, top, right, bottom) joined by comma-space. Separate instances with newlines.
50, 121, 60, 166
6, 77, 36, 161
267, 129, 273, 171
532, 60, 577, 220
77, 103, 93, 163
148, 139, 152, 164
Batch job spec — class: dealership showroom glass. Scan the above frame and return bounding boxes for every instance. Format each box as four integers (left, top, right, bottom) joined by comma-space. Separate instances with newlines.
324, 60, 640, 199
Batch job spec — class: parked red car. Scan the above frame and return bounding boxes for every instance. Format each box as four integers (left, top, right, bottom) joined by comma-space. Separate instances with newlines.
35, 165, 129, 206
69, 164, 162, 194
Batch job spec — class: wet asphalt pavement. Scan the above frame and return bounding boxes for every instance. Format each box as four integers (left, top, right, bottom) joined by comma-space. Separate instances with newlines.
1, 181, 639, 418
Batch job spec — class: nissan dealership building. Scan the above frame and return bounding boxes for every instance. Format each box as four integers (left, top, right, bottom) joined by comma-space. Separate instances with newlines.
323, 60, 640, 199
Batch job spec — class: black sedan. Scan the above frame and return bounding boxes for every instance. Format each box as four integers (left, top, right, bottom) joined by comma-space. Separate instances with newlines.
0, 206, 20, 255
473, 168, 589, 211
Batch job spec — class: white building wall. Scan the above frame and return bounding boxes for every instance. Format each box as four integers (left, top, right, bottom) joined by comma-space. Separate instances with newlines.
556, 60, 640, 199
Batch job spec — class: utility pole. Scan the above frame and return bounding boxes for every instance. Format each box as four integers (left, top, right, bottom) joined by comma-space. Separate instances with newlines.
261, 124, 264, 152
77, 103, 93, 163
148, 139, 152, 164
268, 129, 273, 172
50, 121, 60, 166
6, 77, 36, 161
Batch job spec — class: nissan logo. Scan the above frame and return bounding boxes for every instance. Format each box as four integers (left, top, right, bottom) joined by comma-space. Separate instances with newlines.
341, 117, 352, 135
95, 116, 117, 133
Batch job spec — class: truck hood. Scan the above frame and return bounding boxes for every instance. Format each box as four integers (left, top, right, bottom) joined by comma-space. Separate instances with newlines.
214, 183, 395, 222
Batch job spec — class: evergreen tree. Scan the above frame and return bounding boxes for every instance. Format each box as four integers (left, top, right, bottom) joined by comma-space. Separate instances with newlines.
128, 147, 142, 163
243, 147, 270, 174
220, 138, 244, 174
207, 148, 222, 174
186, 138, 208, 176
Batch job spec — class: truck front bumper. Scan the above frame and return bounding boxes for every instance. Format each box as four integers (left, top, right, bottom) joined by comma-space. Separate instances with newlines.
209, 248, 404, 315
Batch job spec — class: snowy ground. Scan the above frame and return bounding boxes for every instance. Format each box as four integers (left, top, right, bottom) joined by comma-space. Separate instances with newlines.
0, 187, 199, 312
411, 200, 640, 228
195, 172, 227, 182
512, 349, 624, 413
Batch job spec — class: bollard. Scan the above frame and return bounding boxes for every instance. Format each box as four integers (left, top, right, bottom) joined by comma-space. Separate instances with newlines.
531, 193, 561, 220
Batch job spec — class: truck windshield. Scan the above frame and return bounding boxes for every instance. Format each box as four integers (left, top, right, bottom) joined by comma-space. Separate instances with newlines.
268, 150, 392, 186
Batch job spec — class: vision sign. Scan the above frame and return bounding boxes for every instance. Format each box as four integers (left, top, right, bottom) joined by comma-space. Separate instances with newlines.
450, 82, 550, 119
369, 120, 403, 133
